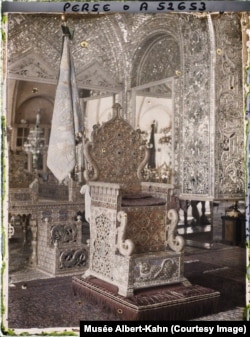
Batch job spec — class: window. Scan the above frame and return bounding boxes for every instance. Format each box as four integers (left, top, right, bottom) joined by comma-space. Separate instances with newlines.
16, 127, 29, 147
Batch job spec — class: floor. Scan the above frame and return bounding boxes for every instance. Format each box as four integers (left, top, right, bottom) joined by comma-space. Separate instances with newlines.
4, 201, 247, 333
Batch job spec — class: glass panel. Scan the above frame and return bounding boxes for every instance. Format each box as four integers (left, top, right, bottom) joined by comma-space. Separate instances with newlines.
24, 128, 29, 137
16, 138, 22, 147
36, 153, 43, 170
132, 78, 174, 184
17, 128, 23, 136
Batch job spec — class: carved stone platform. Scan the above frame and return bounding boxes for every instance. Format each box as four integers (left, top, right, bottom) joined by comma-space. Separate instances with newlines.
72, 275, 220, 321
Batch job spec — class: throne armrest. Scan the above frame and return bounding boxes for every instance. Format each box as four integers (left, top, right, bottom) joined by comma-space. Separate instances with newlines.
89, 181, 122, 208
141, 182, 174, 203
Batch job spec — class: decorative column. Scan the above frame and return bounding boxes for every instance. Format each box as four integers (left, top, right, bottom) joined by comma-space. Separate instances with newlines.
28, 217, 38, 268
20, 215, 27, 246
68, 176, 76, 202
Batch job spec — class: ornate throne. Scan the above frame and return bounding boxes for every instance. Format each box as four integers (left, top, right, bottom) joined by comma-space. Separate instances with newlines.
81, 103, 188, 297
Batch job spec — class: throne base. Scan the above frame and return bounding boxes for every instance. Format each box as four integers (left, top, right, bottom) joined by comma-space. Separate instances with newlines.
72, 275, 220, 321
83, 251, 188, 297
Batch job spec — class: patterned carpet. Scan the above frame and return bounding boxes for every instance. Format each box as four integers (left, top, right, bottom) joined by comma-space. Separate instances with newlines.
7, 256, 245, 329
6, 225, 246, 330
8, 275, 116, 329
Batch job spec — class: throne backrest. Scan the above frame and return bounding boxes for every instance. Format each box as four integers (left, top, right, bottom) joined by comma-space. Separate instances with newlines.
84, 103, 148, 194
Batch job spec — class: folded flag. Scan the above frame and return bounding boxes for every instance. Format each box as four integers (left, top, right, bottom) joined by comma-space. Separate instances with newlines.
47, 27, 82, 183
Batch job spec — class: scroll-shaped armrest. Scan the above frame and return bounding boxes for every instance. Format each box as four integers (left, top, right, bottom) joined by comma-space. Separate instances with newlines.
116, 211, 135, 256
166, 209, 184, 252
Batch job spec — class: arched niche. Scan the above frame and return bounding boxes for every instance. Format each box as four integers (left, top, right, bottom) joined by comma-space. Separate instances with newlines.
131, 78, 176, 184
131, 32, 181, 185
131, 32, 181, 88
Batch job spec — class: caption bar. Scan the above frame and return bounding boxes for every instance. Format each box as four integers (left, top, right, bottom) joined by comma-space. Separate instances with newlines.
3, 1, 250, 13
80, 322, 248, 334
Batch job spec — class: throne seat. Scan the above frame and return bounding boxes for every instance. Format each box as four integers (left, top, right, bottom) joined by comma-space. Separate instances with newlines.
121, 193, 166, 207
81, 103, 187, 297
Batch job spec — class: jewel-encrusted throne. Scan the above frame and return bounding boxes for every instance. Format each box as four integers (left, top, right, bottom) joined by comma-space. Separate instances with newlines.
82, 103, 188, 297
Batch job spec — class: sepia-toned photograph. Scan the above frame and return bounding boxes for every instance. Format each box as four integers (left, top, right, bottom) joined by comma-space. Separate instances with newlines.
1, 2, 249, 334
